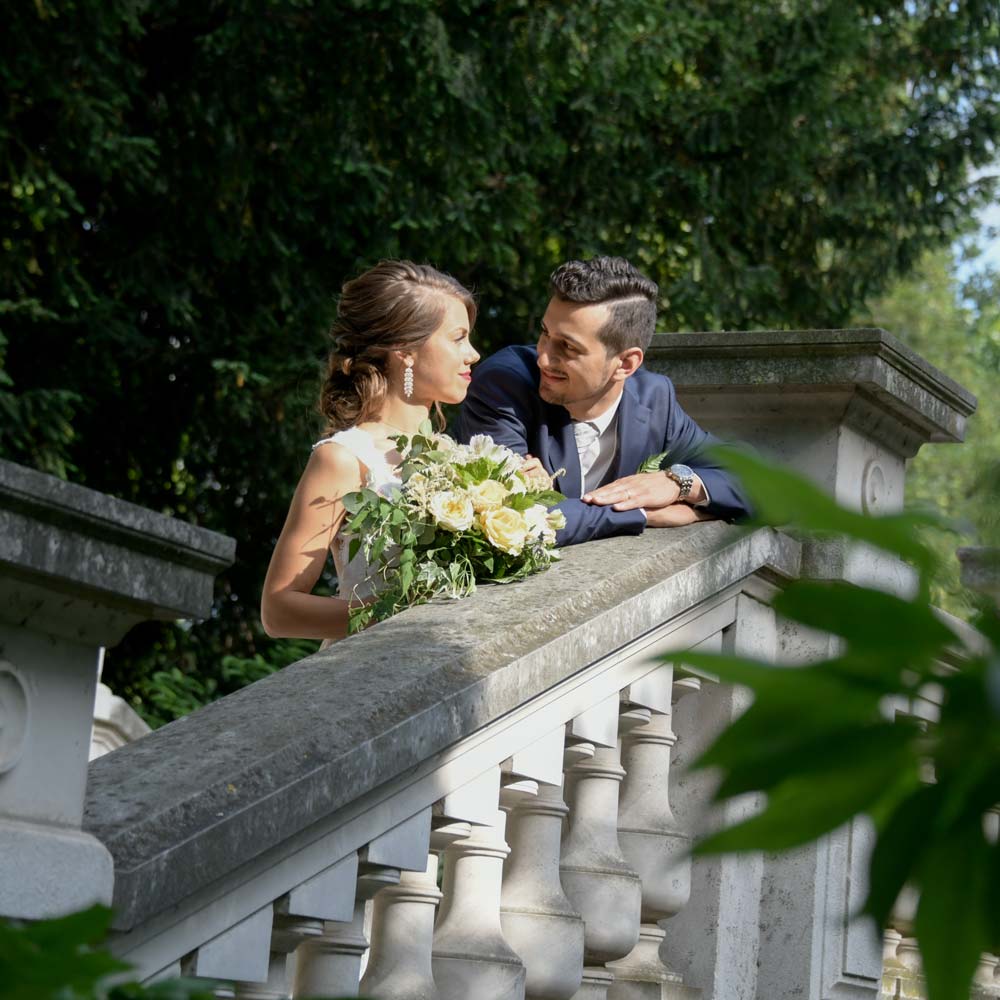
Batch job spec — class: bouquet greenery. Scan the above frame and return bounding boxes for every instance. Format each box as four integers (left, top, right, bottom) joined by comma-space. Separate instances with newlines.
343, 426, 566, 632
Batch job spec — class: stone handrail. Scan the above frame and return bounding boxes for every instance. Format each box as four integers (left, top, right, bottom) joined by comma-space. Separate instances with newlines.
87, 522, 795, 928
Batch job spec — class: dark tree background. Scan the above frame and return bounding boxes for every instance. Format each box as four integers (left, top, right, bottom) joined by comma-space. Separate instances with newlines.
2, 0, 998, 722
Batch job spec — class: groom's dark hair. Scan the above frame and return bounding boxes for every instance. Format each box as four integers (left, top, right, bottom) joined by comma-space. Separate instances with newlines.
549, 256, 658, 354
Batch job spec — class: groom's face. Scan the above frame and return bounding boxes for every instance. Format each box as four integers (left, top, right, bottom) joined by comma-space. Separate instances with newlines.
536, 297, 620, 410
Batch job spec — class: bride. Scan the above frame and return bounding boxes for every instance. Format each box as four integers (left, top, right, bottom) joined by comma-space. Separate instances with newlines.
261, 260, 481, 643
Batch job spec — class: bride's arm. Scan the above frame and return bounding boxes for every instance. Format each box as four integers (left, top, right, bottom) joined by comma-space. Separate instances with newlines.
261, 443, 363, 641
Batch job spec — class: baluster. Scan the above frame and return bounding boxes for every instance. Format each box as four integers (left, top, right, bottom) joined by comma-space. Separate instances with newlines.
360, 854, 442, 1000
236, 911, 322, 1000
501, 727, 585, 1000
292, 849, 403, 997
570, 967, 615, 1000
609, 664, 684, 998
432, 767, 526, 1000
294, 901, 371, 998
560, 695, 642, 988
896, 937, 921, 974
975, 954, 1000, 996
880, 928, 903, 996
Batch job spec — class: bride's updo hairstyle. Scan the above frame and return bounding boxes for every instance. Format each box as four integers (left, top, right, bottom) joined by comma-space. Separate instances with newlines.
320, 260, 477, 432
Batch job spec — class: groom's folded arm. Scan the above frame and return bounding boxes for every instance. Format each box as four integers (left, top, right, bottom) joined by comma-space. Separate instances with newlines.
665, 397, 753, 522
554, 499, 646, 546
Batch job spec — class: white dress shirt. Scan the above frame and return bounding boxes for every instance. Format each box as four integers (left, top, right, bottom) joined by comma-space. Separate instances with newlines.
573, 395, 622, 493
572, 393, 711, 508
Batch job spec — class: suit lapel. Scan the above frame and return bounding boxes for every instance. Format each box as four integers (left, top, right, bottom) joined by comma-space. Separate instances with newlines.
609, 380, 652, 481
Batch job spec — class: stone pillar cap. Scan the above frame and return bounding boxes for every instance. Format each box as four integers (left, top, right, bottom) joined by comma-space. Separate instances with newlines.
647, 328, 976, 445
1, 459, 235, 642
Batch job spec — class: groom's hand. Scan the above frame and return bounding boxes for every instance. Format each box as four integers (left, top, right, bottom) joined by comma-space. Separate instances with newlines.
583, 471, 683, 511
584, 471, 708, 510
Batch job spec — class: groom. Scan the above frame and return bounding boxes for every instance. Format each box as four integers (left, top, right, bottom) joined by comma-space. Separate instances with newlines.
454, 256, 751, 545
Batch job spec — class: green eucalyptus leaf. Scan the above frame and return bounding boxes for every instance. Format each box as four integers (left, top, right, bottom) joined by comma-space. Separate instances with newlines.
341, 492, 364, 515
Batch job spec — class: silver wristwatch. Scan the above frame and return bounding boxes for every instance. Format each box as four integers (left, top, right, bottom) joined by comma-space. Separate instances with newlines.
665, 463, 695, 501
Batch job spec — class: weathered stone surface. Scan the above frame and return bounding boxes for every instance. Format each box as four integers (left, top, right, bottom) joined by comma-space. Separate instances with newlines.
83, 522, 799, 929
646, 328, 976, 452
0, 459, 235, 643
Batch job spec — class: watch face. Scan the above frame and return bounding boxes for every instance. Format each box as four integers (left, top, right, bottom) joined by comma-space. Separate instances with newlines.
670, 464, 694, 478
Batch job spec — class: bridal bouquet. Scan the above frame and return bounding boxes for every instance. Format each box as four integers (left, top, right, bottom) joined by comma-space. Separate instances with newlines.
343, 426, 566, 633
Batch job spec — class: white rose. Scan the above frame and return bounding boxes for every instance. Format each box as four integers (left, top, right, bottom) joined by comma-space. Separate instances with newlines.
523, 503, 551, 539
429, 490, 475, 532
467, 434, 513, 463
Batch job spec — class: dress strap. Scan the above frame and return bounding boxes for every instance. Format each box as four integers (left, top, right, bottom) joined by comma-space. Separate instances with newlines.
312, 427, 396, 478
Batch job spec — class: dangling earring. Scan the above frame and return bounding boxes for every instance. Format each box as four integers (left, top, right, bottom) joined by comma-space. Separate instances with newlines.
403, 361, 414, 399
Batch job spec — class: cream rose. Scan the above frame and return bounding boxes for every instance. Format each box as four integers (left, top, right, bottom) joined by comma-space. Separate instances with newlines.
429, 490, 475, 532
467, 478, 509, 512
479, 507, 529, 555
546, 509, 567, 532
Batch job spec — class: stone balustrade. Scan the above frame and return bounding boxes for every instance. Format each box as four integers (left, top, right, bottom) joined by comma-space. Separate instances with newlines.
4, 329, 981, 1000
85, 515, 800, 996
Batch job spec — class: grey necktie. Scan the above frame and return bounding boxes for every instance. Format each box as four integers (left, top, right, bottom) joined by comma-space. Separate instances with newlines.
573, 420, 601, 492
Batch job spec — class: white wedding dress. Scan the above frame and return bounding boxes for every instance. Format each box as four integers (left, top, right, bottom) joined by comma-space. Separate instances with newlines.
311, 426, 403, 604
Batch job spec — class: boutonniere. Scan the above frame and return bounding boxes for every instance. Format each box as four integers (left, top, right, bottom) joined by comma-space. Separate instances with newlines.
637, 450, 670, 474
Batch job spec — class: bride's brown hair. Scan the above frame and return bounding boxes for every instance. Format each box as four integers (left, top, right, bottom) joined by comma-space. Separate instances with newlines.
320, 260, 477, 433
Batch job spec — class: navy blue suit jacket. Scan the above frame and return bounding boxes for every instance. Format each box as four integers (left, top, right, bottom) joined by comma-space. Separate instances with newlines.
454, 345, 751, 545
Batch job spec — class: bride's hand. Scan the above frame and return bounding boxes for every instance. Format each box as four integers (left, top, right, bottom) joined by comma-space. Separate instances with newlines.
521, 453, 544, 475
520, 453, 557, 492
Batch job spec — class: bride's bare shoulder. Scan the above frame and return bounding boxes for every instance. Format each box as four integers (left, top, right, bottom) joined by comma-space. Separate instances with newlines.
299, 438, 364, 497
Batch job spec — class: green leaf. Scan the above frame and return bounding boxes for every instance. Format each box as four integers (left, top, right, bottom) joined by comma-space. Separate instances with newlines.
709, 445, 943, 579
399, 561, 414, 596
914, 823, 993, 1000
863, 783, 941, 929
772, 580, 955, 656
638, 449, 670, 473
524, 489, 566, 506
342, 492, 363, 515
346, 508, 370, 532
696, 740, 918, 855
505, 493, 535, 512
711, 721, 918, 802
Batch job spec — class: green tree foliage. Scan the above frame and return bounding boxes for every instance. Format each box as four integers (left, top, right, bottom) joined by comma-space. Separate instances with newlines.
0, 905, 214, 1000
2, 1, 999, 720
860, 247, 1000, 613
0, 904, 364, 999
677, 447, 1000, 1000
